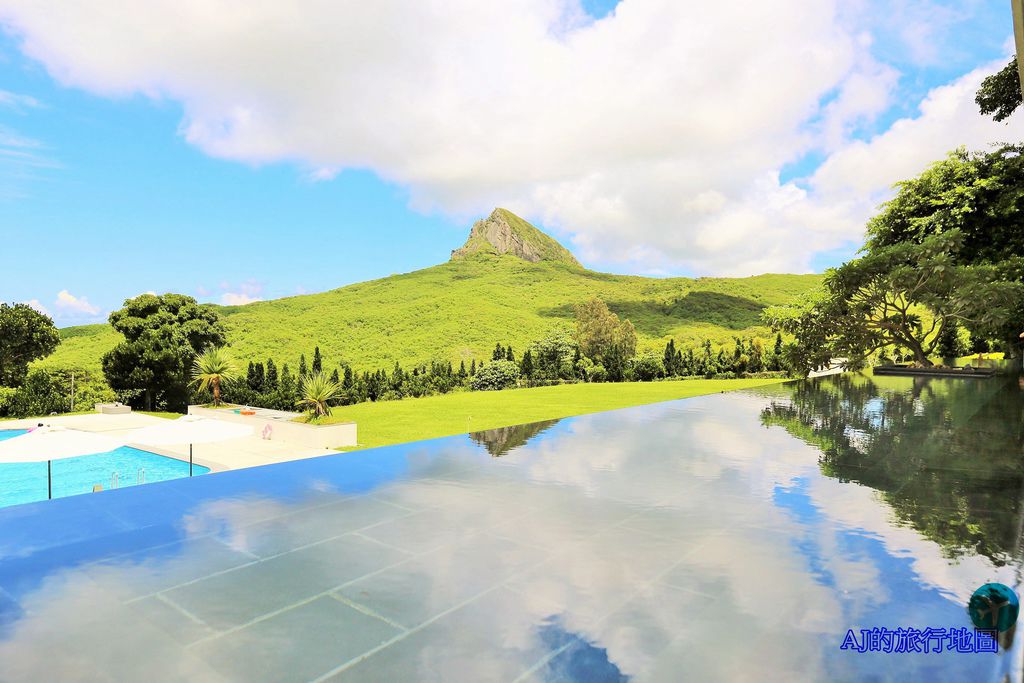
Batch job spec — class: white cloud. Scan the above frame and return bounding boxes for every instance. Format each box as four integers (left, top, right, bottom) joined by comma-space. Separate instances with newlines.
218, 279, 263, 305
21, 298, 50, 316
306, 167, 339, 182
0, 88, 39, 109
0, 87, 58, 198
54, 289, 100, 315
0, 1, 1018, 273
219, 292, 262, 306
804, 60, 1024, 239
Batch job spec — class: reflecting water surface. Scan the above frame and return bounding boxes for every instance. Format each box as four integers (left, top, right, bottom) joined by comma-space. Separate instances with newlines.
0, 374, 1021, 682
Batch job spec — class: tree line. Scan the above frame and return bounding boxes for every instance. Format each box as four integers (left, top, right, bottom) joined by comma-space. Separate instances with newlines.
207, 297, 789, 414
0, 289, 793, 419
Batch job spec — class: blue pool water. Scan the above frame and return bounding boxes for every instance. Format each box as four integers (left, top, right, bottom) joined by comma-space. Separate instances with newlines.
0, 429, 209, 508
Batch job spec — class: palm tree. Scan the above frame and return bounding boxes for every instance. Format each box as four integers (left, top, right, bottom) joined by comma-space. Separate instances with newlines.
297, 371, 341, 419
191, 347, 236, 407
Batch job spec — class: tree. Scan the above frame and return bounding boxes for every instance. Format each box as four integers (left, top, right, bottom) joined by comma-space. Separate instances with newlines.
575, 297, 636, 362
471, 360, 520, 391
976, 57, 1021, 122
505, 345, 515, 363
864, 145, 1024, 354
612, 319, 637, 360
630, 350, 664, 381
391, 361, 405, 391
936, 322, 965, 362
0, 302, 60, 387
701, 339, 714, 376
191, 347, 237, 407
312, 346, 323, 375
770, 333, 784, 371
265, 359, 279, 390
531, 327, 577, 380
280, 363, 294, 389
682, 348, 695, 376
604, 343, 627, 382
519, 349, 534, 379
765, 231, 1020, 371
663, 339, 677, 376
299, 354, 309, 380
297, 371, 341, 418
253, 362, 265, 391
748, 338, 764, 372
492, 343, 504, 361
102, 294, 227, 410
246, 361, 258, 391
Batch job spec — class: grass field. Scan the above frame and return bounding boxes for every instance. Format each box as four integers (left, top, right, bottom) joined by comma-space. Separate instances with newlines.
313, 377, 790, 450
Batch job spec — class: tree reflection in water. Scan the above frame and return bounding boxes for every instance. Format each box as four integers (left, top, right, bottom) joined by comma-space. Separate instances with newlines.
761, 373, 1024, 566
469, 419, 561, 457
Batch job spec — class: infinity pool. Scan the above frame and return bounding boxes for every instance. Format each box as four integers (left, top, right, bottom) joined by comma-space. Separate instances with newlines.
0, 430, 209, 508
0, 373, 1019, 681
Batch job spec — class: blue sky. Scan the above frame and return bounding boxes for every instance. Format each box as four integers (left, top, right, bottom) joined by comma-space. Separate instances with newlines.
0, 36, 462, 322
0, 1, 1019, 326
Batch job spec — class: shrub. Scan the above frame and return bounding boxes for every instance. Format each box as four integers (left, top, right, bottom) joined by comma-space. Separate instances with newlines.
471, 360, 520, 391
630, 350, 664, 381
7, 368, 68, 417
587, 363, 607, 383
531, 328, 577, 380
297, 371, 342, 418
0, 386, 16, 417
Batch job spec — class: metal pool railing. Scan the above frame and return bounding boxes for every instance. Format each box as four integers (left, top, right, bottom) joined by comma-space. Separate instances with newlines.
100, 468, 146, 491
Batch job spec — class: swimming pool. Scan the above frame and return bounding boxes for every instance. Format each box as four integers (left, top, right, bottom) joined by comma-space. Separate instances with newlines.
0, 429, 209, 508
0, 373, 1020, 681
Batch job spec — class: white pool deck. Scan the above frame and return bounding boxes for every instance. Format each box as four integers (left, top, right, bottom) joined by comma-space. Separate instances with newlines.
0, 413, 343, 473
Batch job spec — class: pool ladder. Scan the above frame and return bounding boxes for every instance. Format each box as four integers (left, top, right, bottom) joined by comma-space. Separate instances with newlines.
108, 469, 144, 490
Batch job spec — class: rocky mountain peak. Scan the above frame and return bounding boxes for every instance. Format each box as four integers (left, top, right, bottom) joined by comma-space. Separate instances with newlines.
450, 208, 582, 268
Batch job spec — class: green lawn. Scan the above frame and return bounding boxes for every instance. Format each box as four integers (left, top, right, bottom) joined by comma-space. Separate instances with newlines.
315, 378, 789, 450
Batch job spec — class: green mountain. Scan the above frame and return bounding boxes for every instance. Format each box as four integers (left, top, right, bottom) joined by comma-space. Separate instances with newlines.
41, 209, 822, 374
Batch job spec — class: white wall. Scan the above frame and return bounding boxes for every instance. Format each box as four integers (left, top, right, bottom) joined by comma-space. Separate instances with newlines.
187, 406, 358, 449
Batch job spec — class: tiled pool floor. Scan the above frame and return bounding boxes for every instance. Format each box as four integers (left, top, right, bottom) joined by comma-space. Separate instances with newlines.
0, 374, 1021, 681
